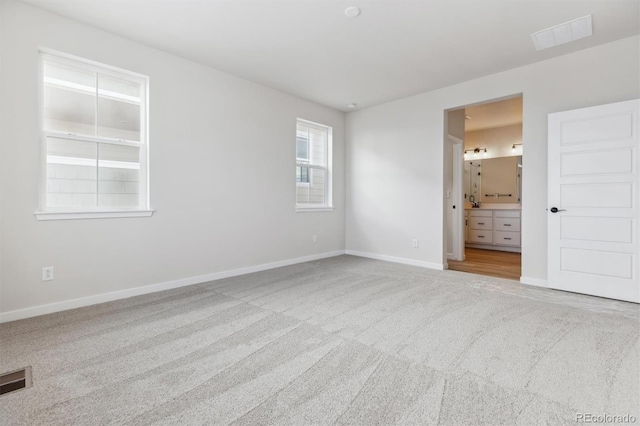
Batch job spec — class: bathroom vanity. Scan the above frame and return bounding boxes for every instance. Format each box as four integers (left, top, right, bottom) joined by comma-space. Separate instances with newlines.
464, 206, 521, 252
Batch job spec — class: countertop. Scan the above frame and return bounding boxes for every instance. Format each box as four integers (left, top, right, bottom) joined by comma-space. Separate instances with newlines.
464, 203, 521, 210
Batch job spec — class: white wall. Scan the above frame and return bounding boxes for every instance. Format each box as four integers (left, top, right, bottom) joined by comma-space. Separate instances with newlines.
346, 35, 640, 281
447, 110, 465, 140
465, 124, 523, 159
0, 0, 345, 317
0, 0, 4, 307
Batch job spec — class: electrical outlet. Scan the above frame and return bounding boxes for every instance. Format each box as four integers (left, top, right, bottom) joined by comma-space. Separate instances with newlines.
42, 267, 54, 281
412, 239, 419, 248
312, 235, 318, 243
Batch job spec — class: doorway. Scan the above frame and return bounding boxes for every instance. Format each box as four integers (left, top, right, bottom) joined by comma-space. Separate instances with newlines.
444, 95, 523, 281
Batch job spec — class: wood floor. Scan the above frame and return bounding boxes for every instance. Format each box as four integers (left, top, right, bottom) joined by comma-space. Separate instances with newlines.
447, 248, 521, 280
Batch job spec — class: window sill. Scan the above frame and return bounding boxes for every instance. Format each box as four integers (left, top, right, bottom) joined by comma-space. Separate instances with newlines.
295, 206, 335, 213
34, 210, 155, 221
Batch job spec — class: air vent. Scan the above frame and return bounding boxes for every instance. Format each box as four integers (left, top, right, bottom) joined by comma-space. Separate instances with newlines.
531, 15, 593, 51
0, 367, 32, 396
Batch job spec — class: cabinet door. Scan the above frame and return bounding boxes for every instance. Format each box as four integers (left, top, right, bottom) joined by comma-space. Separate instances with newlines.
494, 210, 520, 218
494, 217, 520, 232
469, 230, 493, 243
469, 217, 492, 230
494, 231, 521, 246
469, 210, 492, 217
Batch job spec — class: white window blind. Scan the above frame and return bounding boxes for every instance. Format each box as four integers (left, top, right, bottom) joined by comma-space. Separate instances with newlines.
296, 119, 332, 209
39, 51, 149, 216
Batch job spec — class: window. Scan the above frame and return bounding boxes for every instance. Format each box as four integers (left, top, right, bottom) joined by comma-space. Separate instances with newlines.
296, 134, 309, 161
296, 166, 310, 183
36, 51, 151, 220
296, 119, 332, 210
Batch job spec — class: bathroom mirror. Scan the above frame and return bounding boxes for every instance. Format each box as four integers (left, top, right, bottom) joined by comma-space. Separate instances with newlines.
464, 156, 522, 204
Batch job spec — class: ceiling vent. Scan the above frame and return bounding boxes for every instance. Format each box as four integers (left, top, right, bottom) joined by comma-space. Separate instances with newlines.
531, 15, 593, 51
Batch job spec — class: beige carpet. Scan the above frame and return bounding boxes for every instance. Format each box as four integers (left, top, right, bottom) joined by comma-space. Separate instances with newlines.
1, 255, 638, 425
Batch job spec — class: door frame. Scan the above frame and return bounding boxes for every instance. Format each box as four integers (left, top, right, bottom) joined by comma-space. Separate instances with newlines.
448, 134, 465, 261
443, 93, 524, 270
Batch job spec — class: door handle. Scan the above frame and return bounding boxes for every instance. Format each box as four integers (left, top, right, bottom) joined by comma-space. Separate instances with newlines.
549, 207, 566, 213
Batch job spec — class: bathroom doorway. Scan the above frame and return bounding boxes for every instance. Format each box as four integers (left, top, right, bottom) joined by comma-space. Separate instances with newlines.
444, 95, 523, 280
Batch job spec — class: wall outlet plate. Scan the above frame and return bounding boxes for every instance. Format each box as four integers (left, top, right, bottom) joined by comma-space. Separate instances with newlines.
42, 267, 54, 281
312, 235, 318, 243
412, 239, 419, 248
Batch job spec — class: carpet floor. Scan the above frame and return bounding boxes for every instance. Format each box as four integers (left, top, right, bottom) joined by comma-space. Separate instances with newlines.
1, 255, 638, 425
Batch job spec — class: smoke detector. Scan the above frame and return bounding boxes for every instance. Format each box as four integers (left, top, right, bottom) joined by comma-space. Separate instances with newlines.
345, 7, 361, 18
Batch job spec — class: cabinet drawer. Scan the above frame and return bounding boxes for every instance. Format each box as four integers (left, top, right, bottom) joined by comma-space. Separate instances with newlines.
469, 230, 493, 243
494, 210, 521, 218
469, 210, 492, 217
494, 218, 520, 232
493, 231, 521, 246
469, 217, 492, 230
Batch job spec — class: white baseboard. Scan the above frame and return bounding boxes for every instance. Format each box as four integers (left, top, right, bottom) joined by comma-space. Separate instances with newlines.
345, 250, 445, 271
0, 250, 346, 324
520, 276, 548, 288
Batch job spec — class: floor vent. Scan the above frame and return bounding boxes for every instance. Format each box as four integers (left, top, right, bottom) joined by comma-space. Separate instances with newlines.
0, 366, 32, 396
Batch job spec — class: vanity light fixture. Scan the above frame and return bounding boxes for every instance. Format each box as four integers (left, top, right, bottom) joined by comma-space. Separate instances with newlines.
464, 147, 487, 157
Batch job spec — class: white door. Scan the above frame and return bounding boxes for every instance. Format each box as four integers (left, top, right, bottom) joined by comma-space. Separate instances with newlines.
548, 99, 639, 303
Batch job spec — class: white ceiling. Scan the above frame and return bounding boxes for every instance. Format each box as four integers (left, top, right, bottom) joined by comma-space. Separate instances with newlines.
21, 0, 640, 112
465, 97, 522, 132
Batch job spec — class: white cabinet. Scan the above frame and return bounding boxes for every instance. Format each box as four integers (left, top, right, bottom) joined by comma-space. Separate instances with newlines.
494, 217, 520, 232
469, 229, 493, 244
494, 230, 521, 246
466, 209, 521, 252
493, 210, 521, 247
464, 211, 469, 243
469, 216, 492, 230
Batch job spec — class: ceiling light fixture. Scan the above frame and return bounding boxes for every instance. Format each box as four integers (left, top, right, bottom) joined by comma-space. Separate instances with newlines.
347, 103, 357, 109
344, 7, 361, 18
531, 15, 592, 51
